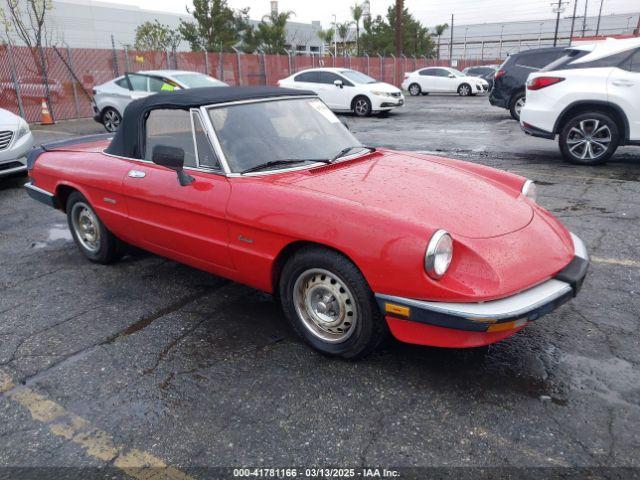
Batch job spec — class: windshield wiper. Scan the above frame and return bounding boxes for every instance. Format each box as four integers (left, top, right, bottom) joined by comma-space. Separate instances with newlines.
240, 158, 330, 175
330, 145, 376, 163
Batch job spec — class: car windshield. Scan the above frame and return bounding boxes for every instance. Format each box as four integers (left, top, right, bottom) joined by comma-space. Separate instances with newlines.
449, 69, 465, 77
208, 97, 363, 173
172, 74, 226, 88
339, 70, 377, 84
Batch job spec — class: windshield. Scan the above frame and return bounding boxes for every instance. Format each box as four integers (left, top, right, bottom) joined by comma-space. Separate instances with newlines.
339, 70, 377, 84
449, 69, 465, 77
208, 98, 362, 173
172, 74, 226, 88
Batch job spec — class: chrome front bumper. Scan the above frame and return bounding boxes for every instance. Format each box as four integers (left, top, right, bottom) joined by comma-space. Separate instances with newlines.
376, 233, 589, 332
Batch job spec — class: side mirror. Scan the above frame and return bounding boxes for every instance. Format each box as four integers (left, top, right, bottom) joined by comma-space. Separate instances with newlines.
334, 79, 344, 88
448, 73, 455, 78
152, 144, 194, 186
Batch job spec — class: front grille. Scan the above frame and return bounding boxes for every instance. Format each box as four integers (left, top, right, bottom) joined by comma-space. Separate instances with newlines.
0, 161, 23, 171
0, 131, 13, 151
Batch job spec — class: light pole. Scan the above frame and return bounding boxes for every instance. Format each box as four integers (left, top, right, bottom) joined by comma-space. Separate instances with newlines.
498, 25, 504, 59
551, 0, 567, 47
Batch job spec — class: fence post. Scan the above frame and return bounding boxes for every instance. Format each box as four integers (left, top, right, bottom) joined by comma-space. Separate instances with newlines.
204, 50, 209, 75
364, 53, 369, 75
66, 46, 80, 119
111, 34, 120, 77
231, 47, 242, 86
412, 55, 417, 70
172, 47, 178, 69
480, 41, 485, 61
422, 55, 428, 68
6, 41, 25, 119
37, 44, 55, 121
124, 46, 131, 72
377, 53, 383, 79
219, 48, 224, 81
328, 51, 335, 68
390, 53, 396, 86
260, 49, 268, 86
400, 54, 407, 82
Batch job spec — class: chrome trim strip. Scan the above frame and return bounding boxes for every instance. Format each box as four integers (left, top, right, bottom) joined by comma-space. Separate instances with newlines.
570, 232, 589, 261
24, 182, 53, 196
376, 278, 572, 321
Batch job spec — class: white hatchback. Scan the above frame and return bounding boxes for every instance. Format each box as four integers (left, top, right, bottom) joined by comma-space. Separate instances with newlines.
92, 70, 227, 132
278, 68, 404, 117
0, 108, 33, 177
401, 67, 489, 96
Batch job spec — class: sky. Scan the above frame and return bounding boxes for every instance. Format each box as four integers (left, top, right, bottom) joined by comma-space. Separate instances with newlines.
103, 0, 639, 28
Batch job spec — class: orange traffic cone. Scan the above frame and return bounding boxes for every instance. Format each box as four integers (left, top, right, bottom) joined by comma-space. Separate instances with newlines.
40, 98, 54, 125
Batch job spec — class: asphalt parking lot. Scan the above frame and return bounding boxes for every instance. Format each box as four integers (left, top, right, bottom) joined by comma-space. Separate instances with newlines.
1, 94, 639, 478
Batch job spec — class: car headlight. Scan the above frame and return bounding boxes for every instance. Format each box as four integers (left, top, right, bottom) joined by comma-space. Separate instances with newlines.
425, 230, 453, 280
15, 120, 30, 140
371, 91, 391, 97
521, 179, 537, 202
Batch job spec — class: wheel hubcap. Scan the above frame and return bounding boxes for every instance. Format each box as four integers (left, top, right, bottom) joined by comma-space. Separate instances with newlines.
104, 111, 120, 131
515, 97, 525, 117
410, 85, 419, 95
567, 119, 611, 160
460, 86, 470, 95
293, 268, 357, 343
355, 100, 368, 115
71, 202, 101, 253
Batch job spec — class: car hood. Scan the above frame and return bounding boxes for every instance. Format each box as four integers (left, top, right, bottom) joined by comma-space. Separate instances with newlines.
283, 150, 533, 239
0, 109, 21, 130
365, 82, 401, 93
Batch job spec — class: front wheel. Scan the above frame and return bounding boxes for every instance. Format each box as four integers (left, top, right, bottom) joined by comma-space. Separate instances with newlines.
352, 96, 372, 117
101, 107, 121, 132
509, 93, 525, 121
66, 191, 125, 264
279, 247, 387, 359
408, 83, 421, 96
559, 112, 619, 165
457, 83, 471, 96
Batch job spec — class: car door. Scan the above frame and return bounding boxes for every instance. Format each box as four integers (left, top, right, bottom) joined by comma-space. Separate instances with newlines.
608, 48, 640, 140
418, 69, 438, 91
437, 69, 458, 92
319, 72, 353, 110
121, 107, 234, 270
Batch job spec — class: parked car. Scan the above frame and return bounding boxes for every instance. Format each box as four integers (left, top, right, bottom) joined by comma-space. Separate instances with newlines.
25, 86, 589, 359
462, 65, 498, 90
0, 108, 33, 178
521, 38, 640, 165
92, 70, 227, 132
401, 67, 489, 96
490, 47, 566, 120
277, 67, 404, 117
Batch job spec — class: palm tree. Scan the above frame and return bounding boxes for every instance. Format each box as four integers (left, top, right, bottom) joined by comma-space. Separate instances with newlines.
257, 10, 295, 54
433, 23, 448, 60
336, 21, 351, 55
317, 28, 335, 51
351, 3, 363, 55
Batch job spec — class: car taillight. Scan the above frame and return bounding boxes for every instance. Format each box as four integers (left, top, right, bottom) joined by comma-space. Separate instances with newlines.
527, 76, 564, 90
494, 69, 505, 79
403, 72, 410, 78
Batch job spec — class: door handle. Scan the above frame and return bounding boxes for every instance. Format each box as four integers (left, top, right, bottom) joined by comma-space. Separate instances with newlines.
612, 79, 634, 87
127, 170, 146, 178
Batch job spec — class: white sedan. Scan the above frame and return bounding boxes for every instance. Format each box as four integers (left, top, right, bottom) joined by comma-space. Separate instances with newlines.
92, 70, 227, 132
0, 108, 33, 177
278, 68, 404, 117
401, 67, 489, 96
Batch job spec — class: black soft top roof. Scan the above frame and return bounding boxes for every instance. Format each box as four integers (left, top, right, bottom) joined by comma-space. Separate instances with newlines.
105, 86, 315, 159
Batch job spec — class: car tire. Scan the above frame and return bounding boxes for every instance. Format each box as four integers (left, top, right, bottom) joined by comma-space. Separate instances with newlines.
457, 83, 472, 96
66, 191, 125, 264
408, 83, 421, 96
421, 92, 429, 96
509, 93, 526, 121
559, 112, 620, 166
279, 247, 388, 359
101, 107, 122, 132
352, 96, 372, 117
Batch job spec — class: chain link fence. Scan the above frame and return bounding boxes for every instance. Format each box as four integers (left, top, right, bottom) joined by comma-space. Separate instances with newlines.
0, 44, 501, 123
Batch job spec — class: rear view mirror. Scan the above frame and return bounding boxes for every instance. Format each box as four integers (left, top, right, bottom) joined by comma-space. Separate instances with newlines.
334, 79, 344, 88
152, 144, 194, 186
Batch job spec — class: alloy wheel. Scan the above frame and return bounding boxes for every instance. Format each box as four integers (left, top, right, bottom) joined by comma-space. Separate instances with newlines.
409, 84, 420, 96
293, 268, 358, 343
459, 85, 471, 96
71, 202, 101, 253
566, 119, 612, 161
354, 98, 369, 116
103, 110, 121, 132
514, 97, 526, 118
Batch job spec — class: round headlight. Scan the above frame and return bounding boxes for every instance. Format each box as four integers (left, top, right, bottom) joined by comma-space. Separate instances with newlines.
425, 230, 453, 280
522, 179, 537, 202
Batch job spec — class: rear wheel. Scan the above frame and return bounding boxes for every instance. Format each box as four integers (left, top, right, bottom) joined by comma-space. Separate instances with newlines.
352, 96, 372, 117
559, 112, 619, 165
279, 247, 387, 359
457, 83, 471, 96
509, 93, 526, 121
101, 108, 121, 132
408, 83, 421, 96
66, 191, 125, 264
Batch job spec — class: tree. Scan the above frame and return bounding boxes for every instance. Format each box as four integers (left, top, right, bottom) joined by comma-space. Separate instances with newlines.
359, 6, 433, 56
179, 0, 249, 52
255, 10, 293, 54
350, 2, 363, 55
316, 27, 334, 54
336, 21, 351, 54
433, 23, 448, 60
134, 20, 182, 51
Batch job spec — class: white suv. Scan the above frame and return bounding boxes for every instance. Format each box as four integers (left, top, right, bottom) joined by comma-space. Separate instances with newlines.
520, 37, 640, 165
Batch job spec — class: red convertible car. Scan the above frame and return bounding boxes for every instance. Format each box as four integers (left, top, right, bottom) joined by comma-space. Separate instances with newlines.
25, 86, 589, 359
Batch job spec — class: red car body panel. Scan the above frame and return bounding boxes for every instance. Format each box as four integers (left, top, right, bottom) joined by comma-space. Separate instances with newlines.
30, 142, 577, 348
